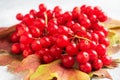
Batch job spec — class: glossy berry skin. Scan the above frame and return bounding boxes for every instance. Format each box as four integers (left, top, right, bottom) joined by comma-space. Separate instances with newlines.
96, 44, 106, 57
22, 48, 33, 58
50, 45, 62, 59
31, 39, 42, 51
34, 18, 45, 31
16, 13, 23, 20
11, 32, 19, 42
56, 35, 69, 48
43, 54, 54, 63
30, 26, 41, 38
20, 43, 30, 51
92, 59, 103, 70
39, 3, 47, 12
100, 55, 111, 66
63, 11, 72, 22
87, 50, 98, 62
20, 33, 33, 44
99, 38, 109, 47
16, 24, 29, 36
78, 40, 90, 51
79, 62, 92, 73
11, 43, 21, 54
61, 55, 74, 68
58, 25, 69, 35
40, 37, 51, 48
76, 51, 89, 64
66, 43, 78, 56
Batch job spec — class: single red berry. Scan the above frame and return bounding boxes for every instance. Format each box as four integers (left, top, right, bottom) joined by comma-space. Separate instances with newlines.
29, 9, 37, 17
50, 45, 62, 59
72, 6, 80, 20
58, 25, 69, 35
66, 42, 78, 56
34, 18, 45, 31
20, 33, 33, 44
43, 54, 54, 63
35, 48, 50, 60
29, 26, 41, 38
20, 43, 30, 51
39, 3, 47, 12
47, 24, 58, 35
99, 38, 109, 47
96, 44, 106, 57
22, 48, 33, 58
63, 11, 72, 22
80, 18, 91, 28
61, 55, 74, 68
11, 43, 21, 54
66, 21, 74, 29
11, 32, 19, 42
40, 37, 51, 48
78, 40, 91, 51
56, 35, 69, 48
31, 39, 42, 51
87, 50, 98, 62
79, 62, 92, 73
100, 55, 111, 66
22, 14, 34, 26
92, 59, 103, 70
76, 51, 89, 64
46, 9, 53, 20
53, 6, 62, 13
16, 13, 23, 20
16, 24, 29, 36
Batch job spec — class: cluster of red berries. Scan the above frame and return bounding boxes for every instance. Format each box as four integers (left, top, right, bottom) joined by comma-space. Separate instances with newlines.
11, 3, 111, 73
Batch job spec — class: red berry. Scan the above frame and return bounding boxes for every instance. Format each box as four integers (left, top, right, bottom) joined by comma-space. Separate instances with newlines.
20, 33, 33, 44
22, 48, 33, 58
31, 39, 42, 51
56, 35, 69, 48
11, 43, 21, 54
29, 9, 37, 16
99, 38, 109, 47
62, 55, 74, 68
22, 14, 34, 26
40, 37, 51, 48
96, 44, 106, 57
92, 59, 103, 70
50, 45, 62, 59
16, 13, 23, 20
58, 25, 69, 35
39, 3, 47, 12
47, 24, 58, 35
77, 51, 89, 64
79, 62, 92, 73
20, 43, 30, 51
78, 40, 91, 51
34, 18, 45, 31
30, 26, 41, 37
43, 54, 53, 63
11, 32, 19, 42
63, 11, 72, 22
100, 55, 111, 66
66, 42, 78, 56
87, 50, 98, 62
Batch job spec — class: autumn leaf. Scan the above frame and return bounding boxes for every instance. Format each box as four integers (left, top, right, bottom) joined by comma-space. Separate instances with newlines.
8, 54, 40, 80
30, 60, 90, 80
90, 69, 112, 80
0, 50, 20, 66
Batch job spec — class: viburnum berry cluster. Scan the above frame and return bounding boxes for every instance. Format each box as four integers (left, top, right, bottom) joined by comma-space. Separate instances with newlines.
11, 3, 111, 73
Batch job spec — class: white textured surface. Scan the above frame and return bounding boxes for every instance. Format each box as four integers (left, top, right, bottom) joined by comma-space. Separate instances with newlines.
0, 0, 120, 80
0, 0, 120, 27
